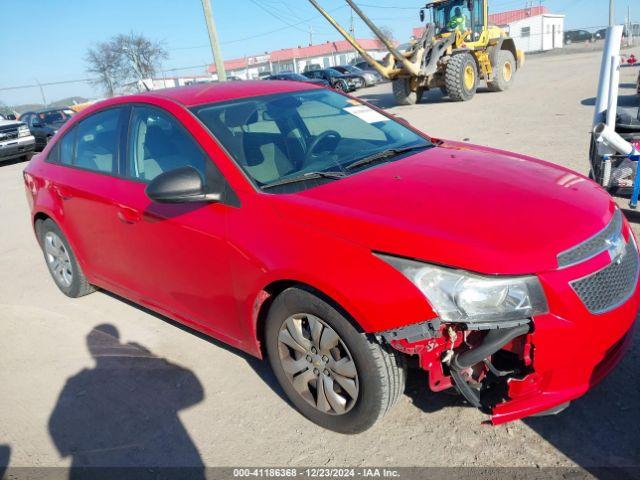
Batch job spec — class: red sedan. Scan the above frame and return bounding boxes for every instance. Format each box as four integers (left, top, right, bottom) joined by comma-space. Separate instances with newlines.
23, 81, 638, 433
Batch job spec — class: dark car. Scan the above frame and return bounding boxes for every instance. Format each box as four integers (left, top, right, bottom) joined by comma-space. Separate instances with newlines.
20, 108, 75, 151
333, 65, 380, 87
265, 72, 330, 87
302, 68, 361, 92
595, 27, 630, 41
564, 29, 594, 45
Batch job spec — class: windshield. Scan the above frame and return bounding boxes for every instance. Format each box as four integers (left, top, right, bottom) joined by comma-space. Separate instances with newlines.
193, 89, 430, 192
284, 73, 309, 81
430, 0, 470, 33
38, 109, 74, 125
326, 69, 344, 77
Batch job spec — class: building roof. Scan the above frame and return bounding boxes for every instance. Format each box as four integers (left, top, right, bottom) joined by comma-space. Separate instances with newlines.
488, 6, 549, 25
208, 38, 388, 73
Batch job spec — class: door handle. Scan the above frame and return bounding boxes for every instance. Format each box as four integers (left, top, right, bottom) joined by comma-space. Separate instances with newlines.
116, 206, 141, 224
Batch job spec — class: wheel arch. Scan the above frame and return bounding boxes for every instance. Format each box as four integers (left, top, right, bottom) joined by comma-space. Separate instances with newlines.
250, 279, 367, 359
31, 208, 90, 275
490, 38, 518, 70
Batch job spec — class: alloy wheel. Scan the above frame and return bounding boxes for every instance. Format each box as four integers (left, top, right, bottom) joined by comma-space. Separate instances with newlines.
44, 231, 73, 287
277, 313, 359, 415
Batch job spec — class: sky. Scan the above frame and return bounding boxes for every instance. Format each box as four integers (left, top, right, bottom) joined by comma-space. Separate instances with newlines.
0, 0, 637, 106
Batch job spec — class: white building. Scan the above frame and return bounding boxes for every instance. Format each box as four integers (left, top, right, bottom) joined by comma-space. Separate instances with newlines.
489, 6, 565, 53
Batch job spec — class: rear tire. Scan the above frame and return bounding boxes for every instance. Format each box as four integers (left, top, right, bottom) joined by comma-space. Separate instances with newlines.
392, 78, 421, 105
265, 287, 406, 434
487, 50, 516, 92
445, 53, 478, 102
38, 219, 95, 298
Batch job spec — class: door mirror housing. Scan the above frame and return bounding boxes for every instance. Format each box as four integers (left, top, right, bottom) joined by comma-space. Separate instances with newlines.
145, 166, 221, 204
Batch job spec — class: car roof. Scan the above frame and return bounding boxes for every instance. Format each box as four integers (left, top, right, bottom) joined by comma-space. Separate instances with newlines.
131, 80, 319, 107
36, 107, 74, 113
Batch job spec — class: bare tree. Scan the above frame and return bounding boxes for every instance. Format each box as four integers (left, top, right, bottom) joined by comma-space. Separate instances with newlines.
86, 33, 167, 95
85, 41, 124, 97
378, 26, 394, 41
112, 33, 168, 85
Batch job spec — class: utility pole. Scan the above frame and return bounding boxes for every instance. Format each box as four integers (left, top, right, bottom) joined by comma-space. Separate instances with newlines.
308, 26, 314, 45
349, 7, 355, 37
201, 0, 226, 82
609, 0, 614, 26
35, 79, 47, 107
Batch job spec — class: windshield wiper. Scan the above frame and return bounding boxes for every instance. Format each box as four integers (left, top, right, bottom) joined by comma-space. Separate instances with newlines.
262, 171, 347, 190
345, 144, 431, 171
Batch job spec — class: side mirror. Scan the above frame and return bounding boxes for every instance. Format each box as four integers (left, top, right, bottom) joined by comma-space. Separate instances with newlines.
145, 166, 220, 204
419, 9, 425, 23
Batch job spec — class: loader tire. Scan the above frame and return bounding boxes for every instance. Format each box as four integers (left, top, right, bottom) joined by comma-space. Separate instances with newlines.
487, 50, 516, 92
445, 53, 478, 102
392, 78, 422, 105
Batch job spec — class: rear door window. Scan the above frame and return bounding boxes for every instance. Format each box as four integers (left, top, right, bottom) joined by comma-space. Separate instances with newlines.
73, 108, 124, 174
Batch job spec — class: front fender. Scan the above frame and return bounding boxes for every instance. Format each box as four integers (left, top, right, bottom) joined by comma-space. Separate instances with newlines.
227, 199, 437, 354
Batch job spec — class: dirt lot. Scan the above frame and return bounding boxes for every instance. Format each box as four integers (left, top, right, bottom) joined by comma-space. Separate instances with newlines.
1, 49, 639, 475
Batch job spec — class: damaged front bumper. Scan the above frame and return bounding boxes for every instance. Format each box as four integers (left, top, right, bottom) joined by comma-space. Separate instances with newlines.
383, 249, 640, 425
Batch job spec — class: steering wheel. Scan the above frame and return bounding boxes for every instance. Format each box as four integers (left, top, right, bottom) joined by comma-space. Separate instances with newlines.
305, 130, 342, 161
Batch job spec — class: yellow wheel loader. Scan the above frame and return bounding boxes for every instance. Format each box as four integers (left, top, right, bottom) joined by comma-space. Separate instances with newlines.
308, 0, 525, 105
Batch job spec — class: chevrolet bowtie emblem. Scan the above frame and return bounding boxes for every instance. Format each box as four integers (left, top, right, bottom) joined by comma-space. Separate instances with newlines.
605, 234, 626, 265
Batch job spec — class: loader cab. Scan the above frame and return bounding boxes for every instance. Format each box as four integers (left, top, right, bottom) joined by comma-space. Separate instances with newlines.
423, 0, 487, 43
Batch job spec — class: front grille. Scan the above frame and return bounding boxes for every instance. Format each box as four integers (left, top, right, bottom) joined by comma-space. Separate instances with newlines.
558, 210, 622, 268
571, 240, 639, 314
0, 126, 19, 141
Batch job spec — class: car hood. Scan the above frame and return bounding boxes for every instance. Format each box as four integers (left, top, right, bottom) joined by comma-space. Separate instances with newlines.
271, 141, 616, 275
0, 120, 23, 128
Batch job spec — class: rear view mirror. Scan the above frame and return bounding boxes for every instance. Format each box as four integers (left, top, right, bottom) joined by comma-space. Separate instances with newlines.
145, 166, 220, 204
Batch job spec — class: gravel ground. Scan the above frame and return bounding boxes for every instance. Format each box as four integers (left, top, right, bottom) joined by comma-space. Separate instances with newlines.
1, 48, 639, 475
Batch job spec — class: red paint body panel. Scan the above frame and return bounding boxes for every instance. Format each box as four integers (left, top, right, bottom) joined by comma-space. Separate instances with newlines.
24, 82, 639, 424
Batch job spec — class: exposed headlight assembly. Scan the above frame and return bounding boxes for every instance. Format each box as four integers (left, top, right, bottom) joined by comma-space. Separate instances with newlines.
377, 254, 548, 324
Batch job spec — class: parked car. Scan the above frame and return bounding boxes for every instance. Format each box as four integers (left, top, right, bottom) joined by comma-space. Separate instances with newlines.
333, 65, 380, 87
303, 68, 362, 91
0, 114, 35, 162
303, 63, 323, 73
25, 81, 639, 433
20, 108, 75, 151
265, 72, 330, 87
595, 27, 629, 41
564, 29, 594, 45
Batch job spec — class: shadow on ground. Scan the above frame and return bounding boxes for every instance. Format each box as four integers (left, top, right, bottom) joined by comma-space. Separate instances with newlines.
523, 327, 640, 475
357, 87, 494, 110
0, 445, 10, 478
581, 94, 639, 107
101, 291, 289, 406
0, 155, 32, 168
48, 323, 207, 479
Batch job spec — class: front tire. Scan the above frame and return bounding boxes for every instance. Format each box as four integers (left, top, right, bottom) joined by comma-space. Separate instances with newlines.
265, 287, 406, 434
392, 78, 422, 105
445, 53, 478, 102
38, 219, 95, 298
487, 50, 516, 92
